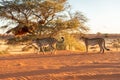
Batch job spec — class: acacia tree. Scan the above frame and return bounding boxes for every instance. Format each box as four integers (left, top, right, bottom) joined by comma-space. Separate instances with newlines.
0, 0, 89, 43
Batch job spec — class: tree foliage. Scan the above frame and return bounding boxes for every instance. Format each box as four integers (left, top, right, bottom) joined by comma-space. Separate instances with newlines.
0, 0, 89, 38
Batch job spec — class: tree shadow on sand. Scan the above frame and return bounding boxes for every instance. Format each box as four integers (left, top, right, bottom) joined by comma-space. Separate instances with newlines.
0, 51, 115, 61
0, 63, 120, 79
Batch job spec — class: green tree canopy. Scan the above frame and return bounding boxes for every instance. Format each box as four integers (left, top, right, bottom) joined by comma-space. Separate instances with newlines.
0, 0, 89, 38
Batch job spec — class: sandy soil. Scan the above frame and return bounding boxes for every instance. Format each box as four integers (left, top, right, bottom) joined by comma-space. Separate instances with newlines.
0, 50, 120, 80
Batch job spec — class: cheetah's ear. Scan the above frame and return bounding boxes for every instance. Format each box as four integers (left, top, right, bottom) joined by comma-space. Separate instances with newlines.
61, 37, 64, 39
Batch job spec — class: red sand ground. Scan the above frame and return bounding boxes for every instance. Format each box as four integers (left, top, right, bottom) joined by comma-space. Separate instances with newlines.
0, 50, 120, 80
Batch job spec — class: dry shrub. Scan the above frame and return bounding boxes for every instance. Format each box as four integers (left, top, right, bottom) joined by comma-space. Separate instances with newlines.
57, 33, 85, 51
0, 50, 9, 54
